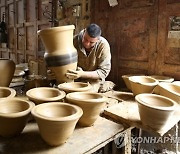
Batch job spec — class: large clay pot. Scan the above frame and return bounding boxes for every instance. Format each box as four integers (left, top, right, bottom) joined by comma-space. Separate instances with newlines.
135, 93, 177, 131
31, 102, 83, 146
0, 98, 35, 137
0, 58, 15, 87
38, 25, 77, 83
66, 92, 107, 127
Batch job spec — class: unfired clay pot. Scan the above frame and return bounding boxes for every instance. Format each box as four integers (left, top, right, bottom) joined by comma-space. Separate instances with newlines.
26, 87, 66, 105
122, 74, 144, 91
135, 93, 176, 131
31, 102, 83, 146
58, 82, 92, 93
66, 92, 107, 127
158, 82, 180, 104
0, 98, 35, 137
38, 25, 77, 83
0, 58, 15, 87
129, 76, 158, 96
0, 87, 16, 99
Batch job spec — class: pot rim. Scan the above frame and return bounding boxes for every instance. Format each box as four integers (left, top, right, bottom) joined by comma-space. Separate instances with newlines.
0, 98, 35, 117
58, 82, 92, 92
159, 82, 180, 97
129, 76, 159, 86
31, 102, 83, 121
26, 87, 66, 102
38, 25, 75, 35
66, 92, 107, 103
135, 93, 177, 111
149, 75, 174, 83
0, 87, 16, 99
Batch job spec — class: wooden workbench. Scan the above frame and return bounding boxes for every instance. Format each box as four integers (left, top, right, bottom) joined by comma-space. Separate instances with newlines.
0, 117, 130, 154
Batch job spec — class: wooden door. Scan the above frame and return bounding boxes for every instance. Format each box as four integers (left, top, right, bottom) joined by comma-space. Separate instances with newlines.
91, 0, 159, 87
156, 0, 180, 80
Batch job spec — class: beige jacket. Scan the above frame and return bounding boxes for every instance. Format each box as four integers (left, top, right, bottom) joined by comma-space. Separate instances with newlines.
73, 29, 111, 81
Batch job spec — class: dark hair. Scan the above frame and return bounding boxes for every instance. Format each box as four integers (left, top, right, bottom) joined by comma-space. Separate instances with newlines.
86, 23, 101, 38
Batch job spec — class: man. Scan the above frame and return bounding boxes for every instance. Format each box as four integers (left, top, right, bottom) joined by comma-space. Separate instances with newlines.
66, 23, 113, 92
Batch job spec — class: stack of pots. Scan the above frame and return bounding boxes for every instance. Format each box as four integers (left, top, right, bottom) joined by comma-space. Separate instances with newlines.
38, 25, 77, 83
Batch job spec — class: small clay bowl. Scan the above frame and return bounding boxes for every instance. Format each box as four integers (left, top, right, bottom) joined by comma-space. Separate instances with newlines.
158, 82, 180, 104
150, 75, 174, 83
0, 87, 16, 99
0, 98, 35, 137
122, 74, 144, 91
66, 92, 107, 126
135, 93, 177, 131
31, 102, 83, 146
26, 87, 66, 104
58, 82, 92, 93
129, 76, 158, 96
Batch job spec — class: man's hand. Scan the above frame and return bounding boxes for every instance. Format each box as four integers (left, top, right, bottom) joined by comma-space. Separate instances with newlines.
66, 68, 84, 80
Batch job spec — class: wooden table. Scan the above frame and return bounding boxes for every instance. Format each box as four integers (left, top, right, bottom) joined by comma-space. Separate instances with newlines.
0, 117, 131, 154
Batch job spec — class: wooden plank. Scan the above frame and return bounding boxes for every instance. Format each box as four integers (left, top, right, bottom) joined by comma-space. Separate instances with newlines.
0, 117, 125, 154
103, 99, 180, 136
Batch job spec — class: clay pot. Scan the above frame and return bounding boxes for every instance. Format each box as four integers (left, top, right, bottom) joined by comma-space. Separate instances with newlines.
0, 58, 15, 87
58, 82, 92, 93
66, 92, 107, 127
38, 25, 77, 83
158, 82, 180, 104
150, 75, 174, 83
122, 74, 144, 91
129, 76, 158, 96
135, 93, 177, 131
31, 102, 83, 146
26, 87, 66, 105
0, 98, 35, 137
0, 87, 16, 99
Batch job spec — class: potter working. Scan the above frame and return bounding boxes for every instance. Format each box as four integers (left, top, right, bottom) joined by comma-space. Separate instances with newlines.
65, 23, 112, 92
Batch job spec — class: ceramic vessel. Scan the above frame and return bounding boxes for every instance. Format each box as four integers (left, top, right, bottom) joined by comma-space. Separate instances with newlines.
149, 75, 174, 94
0, 58, 15, 87
31, 102, 83, 146
158, 82, 180, 104
0, 87, 16, 99
122, 74, 144, 91
66, 92, 107, 126
58, 82, 92, 93
0, 98, 35, 137
135, 93, 176, 131
26, 87, 66, 105
129, 76, 158, 96
38, 25, 77, 83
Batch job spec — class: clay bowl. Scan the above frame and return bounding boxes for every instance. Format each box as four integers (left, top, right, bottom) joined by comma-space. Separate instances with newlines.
31, 102, 83, 146
149, 75, 174, 94
150, 75, 174, 83
0, 98, 35, 137
0, 87, 16, 99
26, 87, 66, 105
122, 74, 144, 91
129, 76, 158, 96
66, 92, 107, 127
158, 82, 180, 104
58, 82, 92, 93
135, 93, 177, 131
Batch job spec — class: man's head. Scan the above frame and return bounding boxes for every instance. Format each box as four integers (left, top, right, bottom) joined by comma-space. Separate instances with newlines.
82, 24, 101, 49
